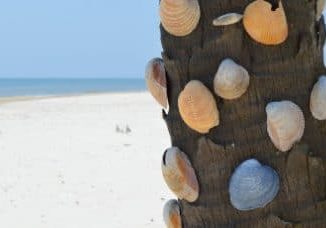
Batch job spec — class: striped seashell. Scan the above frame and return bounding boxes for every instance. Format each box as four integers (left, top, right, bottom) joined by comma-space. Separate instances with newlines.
160, 0, 201, 37
163, 199, 182, 228
162, 147, 199, 202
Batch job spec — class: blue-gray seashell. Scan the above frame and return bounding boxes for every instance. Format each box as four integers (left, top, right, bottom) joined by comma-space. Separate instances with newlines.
229, 159, 280, 211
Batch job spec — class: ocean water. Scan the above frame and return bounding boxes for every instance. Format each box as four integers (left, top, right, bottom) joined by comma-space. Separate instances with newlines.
0, 78, 146, 97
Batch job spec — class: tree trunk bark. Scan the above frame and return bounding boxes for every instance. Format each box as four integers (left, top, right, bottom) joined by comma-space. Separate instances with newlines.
160, 0, 326, 227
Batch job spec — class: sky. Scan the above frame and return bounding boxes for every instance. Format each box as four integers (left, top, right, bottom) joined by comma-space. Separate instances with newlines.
0, 0, 162, 78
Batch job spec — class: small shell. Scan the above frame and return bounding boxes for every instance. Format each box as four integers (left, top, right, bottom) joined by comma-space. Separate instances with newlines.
266, 101, 305, 152
162, 147, 199, 202
317, 0, 326, 21
160, 0, 201, 37
212, 13, 243, 26
178, 80, 220, 133
163, 200, 182, 228
310, 76, 326, 120
243, 0, 288, 45
145, 58, 168, 109
229, 159, 280, 211
213, 59, 250, 100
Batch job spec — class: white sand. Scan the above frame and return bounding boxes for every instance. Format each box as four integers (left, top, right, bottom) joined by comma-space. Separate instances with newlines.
0, 92, 174, 228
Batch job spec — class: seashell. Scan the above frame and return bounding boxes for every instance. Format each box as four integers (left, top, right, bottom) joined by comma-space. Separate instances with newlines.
145, 58, 168, 109
163, 199, 182, 228
317, 0, 326, 21
213, 58, 250, 100
178, 80, 220, 133
212, 13, 243, 26
162, 147, 199, 202
160, 0, 201, 37
229, 159, 280, 211
266, 101, 305, 152
310, 76, 326, 120
243, 0, 288, 45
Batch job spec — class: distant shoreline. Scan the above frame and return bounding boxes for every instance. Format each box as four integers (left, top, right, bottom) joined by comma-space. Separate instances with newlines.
0, 90, 148, 105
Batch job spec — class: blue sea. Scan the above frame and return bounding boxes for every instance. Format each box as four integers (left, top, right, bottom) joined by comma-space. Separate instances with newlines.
0, 78, 146, 97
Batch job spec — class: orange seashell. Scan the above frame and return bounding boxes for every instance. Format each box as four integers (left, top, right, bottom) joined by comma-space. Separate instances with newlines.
160, 0, 200, 37
145, 58, 168, 109
266, 101, 305, 152
163, 199, 182, 228
162, 147, 199, 202
178, 80, 220, 133
243, 0, 288, 45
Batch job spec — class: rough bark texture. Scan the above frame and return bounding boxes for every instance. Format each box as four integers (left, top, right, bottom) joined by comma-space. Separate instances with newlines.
160, 0, 326, 227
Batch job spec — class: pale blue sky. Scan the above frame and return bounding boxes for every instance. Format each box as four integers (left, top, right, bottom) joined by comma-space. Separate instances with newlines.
0, 0, 161, 78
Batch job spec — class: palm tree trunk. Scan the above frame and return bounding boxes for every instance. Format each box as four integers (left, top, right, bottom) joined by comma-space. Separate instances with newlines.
160, 0, 326, 226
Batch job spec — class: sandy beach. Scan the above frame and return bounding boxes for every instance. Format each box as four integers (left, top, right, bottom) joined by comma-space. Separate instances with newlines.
0, 92, 173, 228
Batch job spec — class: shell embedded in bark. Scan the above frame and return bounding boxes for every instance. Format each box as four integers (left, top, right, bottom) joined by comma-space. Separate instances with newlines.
162, 147, 199, 202
213, 58, 250, 100
178, 80, 220, 133
212, 13, 243, 26
145, 58, 168, 109
163, 199, 182, 228
317, 0, 326, 21
229, 159, 280, 211
243, 0, 288, 45
159, 0, 201, 37
266, 101, 305, 152
310, 76, 326, 120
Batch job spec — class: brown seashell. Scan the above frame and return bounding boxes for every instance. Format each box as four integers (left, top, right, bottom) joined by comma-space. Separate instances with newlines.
266, 101, 305, 152
310, 76, 326, 120
243, 0, 288, 45
163, 199, 182, 228
160, 0, 201, 37
162, 147, 199, 202
213, 58, 250, 100
145, 58, 168, 109
178, 80, 220, 133
317, 0, 326, 21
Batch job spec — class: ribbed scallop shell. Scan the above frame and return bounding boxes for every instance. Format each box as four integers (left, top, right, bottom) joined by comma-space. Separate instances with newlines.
229, 159, 280, 211
145, 58, 168, 109
163, 199, 182, 228
212, 13, 243, 26
310, 76, 326, 120
266, 101, 305, 152
178, 80, 220, 133
243, 0, 288, 45
213, 59, 250, 100
162, 147, 199, 202
160, 0, 201, 37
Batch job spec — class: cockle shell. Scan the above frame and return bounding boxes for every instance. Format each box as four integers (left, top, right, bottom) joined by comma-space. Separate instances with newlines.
212, 13, 243, 26
266, 101, 305, 152
229, 159, 280, 211
160, 0, 201, 37
310, 76, 326, 120
162, 147, 199, 202
178, 80, 220, 133
145, 58, 168, 109
163, 200, 182, 228
317, 0, 326, 21
243, 0, 288, 45
213, 59, 250, 100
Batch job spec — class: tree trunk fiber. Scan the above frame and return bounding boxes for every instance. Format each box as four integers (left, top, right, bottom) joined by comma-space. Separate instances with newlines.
160, 0, 326, 227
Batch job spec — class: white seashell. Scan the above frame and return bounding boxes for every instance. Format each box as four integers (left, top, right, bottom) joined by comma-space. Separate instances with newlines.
213, 59, 250, 100
160, 0, 201, 37
229, 159, 280, 211
266, 101, 305, 152
163, 199, 182, 228
162, 147, 199, 202
310, 76, 326, 120
317, 0, 326, 21
212, 13, 243, 26
145, 58, 168, 109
